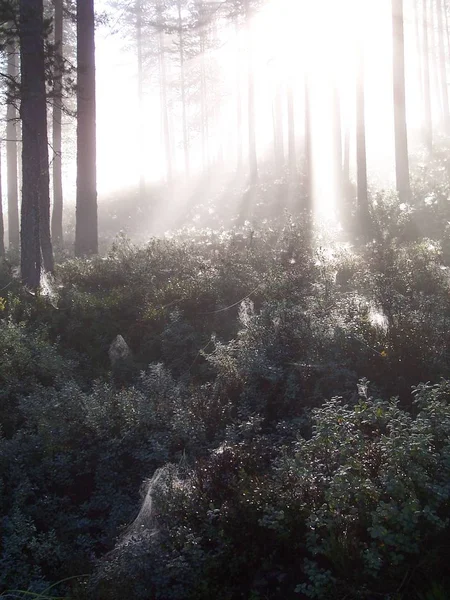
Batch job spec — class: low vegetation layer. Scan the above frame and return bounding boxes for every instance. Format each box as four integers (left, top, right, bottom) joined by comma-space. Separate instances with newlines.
2, 169, 450, 598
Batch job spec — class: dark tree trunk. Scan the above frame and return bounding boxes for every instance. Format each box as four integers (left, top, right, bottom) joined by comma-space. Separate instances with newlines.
392, 0, 411, 203
356, 43, 370, 231
423, 0, 433, 152
75, 0, 98, 257
0, 142, 4, 259
52, 0, 64, 247
20, 0, 50, 287
6, 42, 19, 250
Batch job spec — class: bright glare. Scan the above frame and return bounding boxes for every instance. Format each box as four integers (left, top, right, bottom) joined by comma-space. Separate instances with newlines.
64, 0, 428, 219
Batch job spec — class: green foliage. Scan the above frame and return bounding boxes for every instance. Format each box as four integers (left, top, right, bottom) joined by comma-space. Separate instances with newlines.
5, 186, 450, 598
96, 382, 450, 600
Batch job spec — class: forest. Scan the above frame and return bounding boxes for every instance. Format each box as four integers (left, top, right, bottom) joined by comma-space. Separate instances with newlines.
3, 0, 450, 598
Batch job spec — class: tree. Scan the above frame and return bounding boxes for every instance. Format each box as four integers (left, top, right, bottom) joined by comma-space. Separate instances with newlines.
272, 73, 284, 174
303, 71, 313, 216
158, 17, 173, 183
423, 0, 433, 152
20, 0, 53, 287
436, 0, 450, 134
356, 40, 370, 232
287, 80, 296, 176
75, 0, 98, 257
235, 15, 243, 172
413, 0, 425, 141
6, 41, 19, 251
392, 0, 411, 203
245, 0, 257, 183
0, 141, 4, 259
332, 82, 344, 217
51, 0, 64, 246
176, 0, 190, 177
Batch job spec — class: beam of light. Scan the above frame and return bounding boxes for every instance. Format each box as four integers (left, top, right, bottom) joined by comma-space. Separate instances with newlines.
81, 0, 436, 234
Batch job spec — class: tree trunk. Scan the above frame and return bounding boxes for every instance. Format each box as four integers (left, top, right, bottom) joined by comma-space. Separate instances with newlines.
177, 0, 190, 177
6, 41, 19, 251
437, 0, 450, 133
235, 18, 243, 172
414, 0, 425, 140
272, 81, 284, 174
430, 0, 443, 124
444, 0, 450, 58
356, 42, 370, 230
304, 73, 312, 211
198, 2, 208, 172
287, 82, 296, 175
158, 16, 172, 184
20, 0, 49, 287
245, 0, 257, 184
332, 82, 344, 215
75, 0, 98, 257
0, 142, 4, 259
136, 0, 145, 199
423, 0, 433, 152
343, 125, 351, 198
392, 0, 411, 203
52, 0, 64, 247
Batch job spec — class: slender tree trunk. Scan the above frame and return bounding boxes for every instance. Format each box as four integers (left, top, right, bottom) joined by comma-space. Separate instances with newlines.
343, 125, 350, 197
20, 0, 48, 287
200, 39, 207, 171
356, 42, 370, 230
423, 0, 433, 151
136, 0, 145, 199
332, 82, 344, 215
0, 143, 4, 259
52, 0, 64, 247
159, 25, 172, 183
392, 0, 411, 203
6, 42, 19, 250
287, 81, 296, 175
273, 80, 284, 174
28, 0, 54, 274
437, 0, 450, 133
245, 0, 257, 184
235, 18, 243, 172
38, 123, 53, 272
414, 0, 425, 135
430, 0, 443, 123
17, 130, 23, 198
444, 0, 450, 57
304, 73, 312, 211
75, 0, 98, 257
177, 0, 190, 177
197, 1, 208, 172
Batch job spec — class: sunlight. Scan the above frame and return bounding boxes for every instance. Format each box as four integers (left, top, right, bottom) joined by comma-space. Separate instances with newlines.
243, 0, 395, 215
88, 0, 429, 225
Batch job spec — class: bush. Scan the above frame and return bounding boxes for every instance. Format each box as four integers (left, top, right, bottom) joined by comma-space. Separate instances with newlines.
95, 382, 450, 600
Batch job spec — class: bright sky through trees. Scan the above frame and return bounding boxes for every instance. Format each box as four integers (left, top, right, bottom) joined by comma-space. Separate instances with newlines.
89, 0, 423, 213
